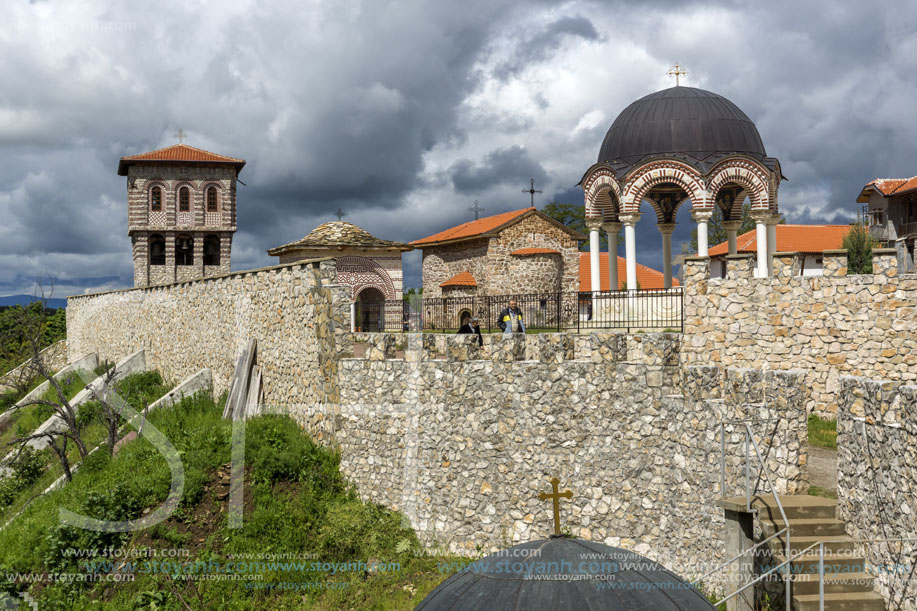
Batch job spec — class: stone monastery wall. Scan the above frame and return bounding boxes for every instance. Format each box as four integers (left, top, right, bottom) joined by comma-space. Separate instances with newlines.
66, 259, 348, 405
837, 375, 917, 610
295, 332, 809, 584
682, 249, 917, 416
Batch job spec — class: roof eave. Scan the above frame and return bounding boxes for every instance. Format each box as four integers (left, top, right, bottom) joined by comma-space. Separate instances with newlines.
117, 158, 246, 176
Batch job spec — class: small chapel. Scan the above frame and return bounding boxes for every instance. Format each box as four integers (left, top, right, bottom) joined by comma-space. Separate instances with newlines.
267, 220, 412, 302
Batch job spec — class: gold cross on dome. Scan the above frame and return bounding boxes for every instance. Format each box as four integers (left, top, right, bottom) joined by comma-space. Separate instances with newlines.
538, 477, 573, 536
667, 63, 687, 86
174, 129, 186, 143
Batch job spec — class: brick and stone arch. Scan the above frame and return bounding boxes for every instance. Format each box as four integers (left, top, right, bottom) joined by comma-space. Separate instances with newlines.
621, 159, 709, 213
203, 234, 221, 266
582, 166, 622, 221
707, 157, 772, 212
336, 255, 396, 300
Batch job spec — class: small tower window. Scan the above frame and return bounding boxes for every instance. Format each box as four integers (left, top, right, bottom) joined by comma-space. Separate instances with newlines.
203, 234, 221, 266
207, 187, 218, 212
149, 234, 165, 265
176, 234, 194, 266
179, 187, 190, 212
151, 187, 162, 211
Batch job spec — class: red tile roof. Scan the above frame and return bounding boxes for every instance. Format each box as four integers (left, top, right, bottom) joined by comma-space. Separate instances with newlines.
707, 224, 850, 256
510, 247, 561, 256
412, 208, 534, 246
440, 272, 477, 287
578, 253, 675, 291
118, 144, 245, 175
866, 177, 917, 197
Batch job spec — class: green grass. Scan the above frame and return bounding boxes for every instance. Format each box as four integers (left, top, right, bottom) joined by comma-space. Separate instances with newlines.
807, 414, 838, 449
0, 389, 462, 609
808, 485, 837, 499
0, 372, 173, 522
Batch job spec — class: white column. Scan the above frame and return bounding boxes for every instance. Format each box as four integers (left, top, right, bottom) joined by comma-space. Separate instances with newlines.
692, 209, 713, 257
587, 218, 602, 292
603, 221, 622, 291
752, 211, 769, 277
658, 223, 676, 289
619, 213, 641, 290
723, 220, 742, 255
766, 212, 779, 275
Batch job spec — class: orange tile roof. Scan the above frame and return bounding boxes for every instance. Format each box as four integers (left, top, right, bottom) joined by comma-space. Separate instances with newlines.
440, 271, 477, 287
865, 177, 917, 197
411, 208, 535, 246
707, 224, 850, 256
510, 247, 561, 256
118, 144, 245, 175
578, 253, 676, 291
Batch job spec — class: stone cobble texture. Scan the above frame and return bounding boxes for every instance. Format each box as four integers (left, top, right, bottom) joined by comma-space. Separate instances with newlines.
682, 252, 917, 416
837, 375, 917, 611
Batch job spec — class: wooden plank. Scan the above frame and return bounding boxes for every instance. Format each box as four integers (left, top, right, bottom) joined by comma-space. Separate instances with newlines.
245, 366, 261, 420
223, 338, 256, 420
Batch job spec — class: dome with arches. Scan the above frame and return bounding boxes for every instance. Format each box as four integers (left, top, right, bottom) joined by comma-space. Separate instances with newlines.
579, 83, 784, 291
597, 86, 774, 175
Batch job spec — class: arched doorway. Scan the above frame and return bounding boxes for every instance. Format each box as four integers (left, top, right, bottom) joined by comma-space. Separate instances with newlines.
357, 287, 386, 332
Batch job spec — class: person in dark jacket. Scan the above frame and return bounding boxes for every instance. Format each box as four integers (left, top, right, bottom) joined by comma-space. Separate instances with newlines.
457, 315, 484, 346
497, 299, 525, 334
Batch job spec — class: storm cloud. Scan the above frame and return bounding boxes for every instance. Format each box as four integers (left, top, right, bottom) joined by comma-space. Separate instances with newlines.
0, 0, 915, 295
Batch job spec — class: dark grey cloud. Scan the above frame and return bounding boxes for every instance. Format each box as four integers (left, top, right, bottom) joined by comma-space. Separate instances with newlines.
0, 0, 915, 295
451, 146, 548, 194
495, 16, 600, 78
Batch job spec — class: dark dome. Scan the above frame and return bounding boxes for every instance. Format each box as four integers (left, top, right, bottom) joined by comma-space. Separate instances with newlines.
415, 537, 716, 611
598, 86, 766, 170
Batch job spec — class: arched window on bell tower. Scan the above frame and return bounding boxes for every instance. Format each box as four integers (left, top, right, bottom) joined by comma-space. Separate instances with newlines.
151, 186, 162, 211
149, 234, 166, 265
176, 234, 194, 266
203, 234, 221, 266
178, 186, 190, 212
206, 186, 219, 212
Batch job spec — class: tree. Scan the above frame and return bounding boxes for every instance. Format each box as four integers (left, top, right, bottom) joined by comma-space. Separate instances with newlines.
541, 202, 620, 252
2, 283, 88, 482
842, 223, 875, 274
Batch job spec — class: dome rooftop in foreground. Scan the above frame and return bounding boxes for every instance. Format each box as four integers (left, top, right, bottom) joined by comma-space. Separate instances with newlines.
598, 86, 774, 175
415, 536, 716, 610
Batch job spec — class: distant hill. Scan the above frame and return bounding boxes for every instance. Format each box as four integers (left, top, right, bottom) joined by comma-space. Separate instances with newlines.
0, 295, 68, 309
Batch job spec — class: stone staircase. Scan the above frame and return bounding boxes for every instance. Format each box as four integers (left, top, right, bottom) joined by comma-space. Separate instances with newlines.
747, 494, 886, 610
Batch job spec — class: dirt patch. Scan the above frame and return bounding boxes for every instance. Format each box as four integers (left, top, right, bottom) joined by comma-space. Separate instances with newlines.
808, 446, 837, 493
133, 463, 255, 555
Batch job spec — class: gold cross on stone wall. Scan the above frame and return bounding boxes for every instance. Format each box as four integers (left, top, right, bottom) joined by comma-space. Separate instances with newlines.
538, 477, 573, 536
667, 63, 687, 86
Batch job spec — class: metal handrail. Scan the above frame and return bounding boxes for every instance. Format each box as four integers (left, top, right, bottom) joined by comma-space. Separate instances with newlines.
691, 526, 787, 585
717, 421, 792, 611
716, 535, 917, 611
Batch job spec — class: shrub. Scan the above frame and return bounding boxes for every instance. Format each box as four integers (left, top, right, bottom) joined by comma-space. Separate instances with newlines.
842, 223, 875, 274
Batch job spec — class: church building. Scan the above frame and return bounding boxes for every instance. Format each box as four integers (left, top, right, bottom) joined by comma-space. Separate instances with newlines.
119, 143, 245, 288
411, 208, 585, 298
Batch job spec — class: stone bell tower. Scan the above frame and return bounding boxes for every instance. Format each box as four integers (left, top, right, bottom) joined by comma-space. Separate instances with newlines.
118, 143, 246, 287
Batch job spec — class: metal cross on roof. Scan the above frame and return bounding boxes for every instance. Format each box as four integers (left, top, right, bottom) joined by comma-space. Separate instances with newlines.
522, 178, 543, 206
334, 208, 346, 221
174, 129, 186, 143
538, 477, 573, 536
469, 200, 485, 220
667, 63, 687, 86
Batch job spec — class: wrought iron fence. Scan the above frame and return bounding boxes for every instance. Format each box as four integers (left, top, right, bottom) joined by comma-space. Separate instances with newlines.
354, 288, 683, 333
